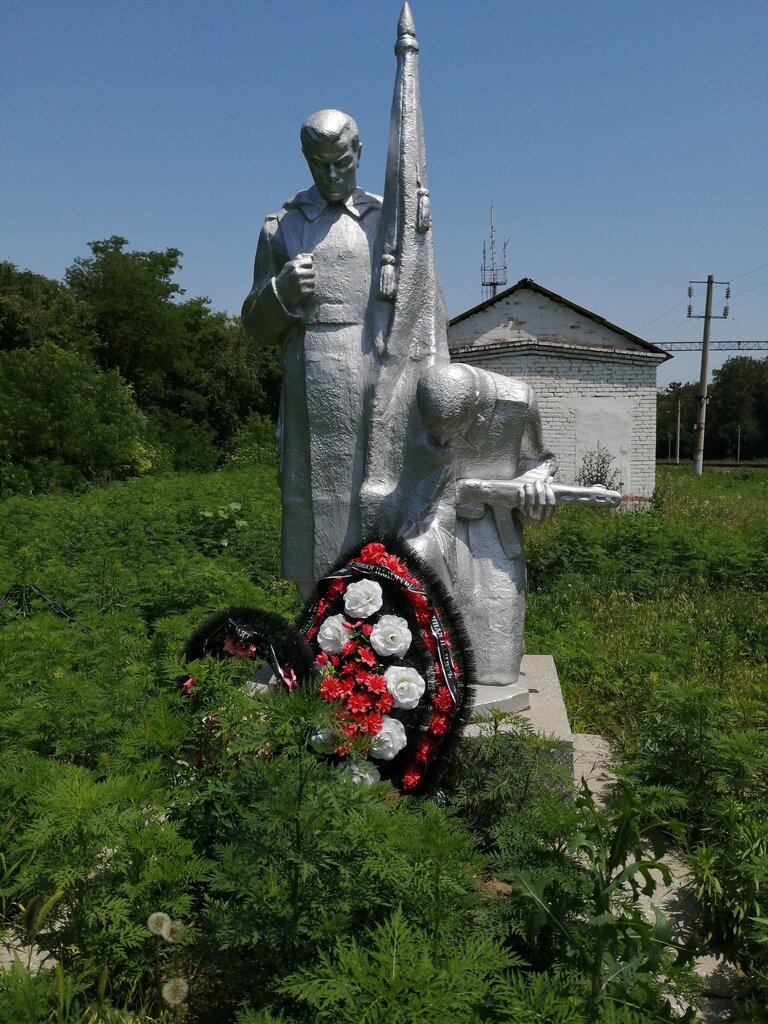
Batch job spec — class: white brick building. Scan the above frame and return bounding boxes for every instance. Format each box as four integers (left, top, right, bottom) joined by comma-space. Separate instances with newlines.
447, 278, 670, 503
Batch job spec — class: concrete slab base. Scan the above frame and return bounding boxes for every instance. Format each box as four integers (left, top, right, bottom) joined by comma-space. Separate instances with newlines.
466, 655, 574, 769
470, 655, 572, 736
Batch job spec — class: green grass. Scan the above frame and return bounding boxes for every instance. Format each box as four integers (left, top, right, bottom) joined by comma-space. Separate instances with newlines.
525, 466, 768, 734
2, 461, 766, 739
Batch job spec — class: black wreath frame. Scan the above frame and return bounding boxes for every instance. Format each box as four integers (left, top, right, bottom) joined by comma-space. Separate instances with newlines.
184, 606, 316, 691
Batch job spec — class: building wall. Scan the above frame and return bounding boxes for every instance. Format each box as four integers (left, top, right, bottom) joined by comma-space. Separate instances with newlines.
448, 287, 643, 353
447, 285, 666, 501
451, 346, 659, 500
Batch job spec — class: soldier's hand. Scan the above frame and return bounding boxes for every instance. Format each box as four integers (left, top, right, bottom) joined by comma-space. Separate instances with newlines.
275, 253, 315, 308
519, 479, 556, 521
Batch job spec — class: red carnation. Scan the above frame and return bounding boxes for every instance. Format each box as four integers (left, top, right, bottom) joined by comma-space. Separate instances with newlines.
283, 666, 297, 692
428, 712, 451, 736
320, 677, 347, 702
358, 646, 377, 667
342, 719, 360, 737
342, 639, 359, 658
330, 655, 340, 667
416, 737, 437, 763
415, 605, 432, 627
223, 634, 259, 658
361, 623, 374, 637
363, 711, 384, 734
362, 672, 387, 694
315, 651, 329, 667
382, 553, 407, 576
422, 631, 438, 655
326, 578, 346, 599
432, 686, 454, 712
402, 765, 424, 791
359, 542, 387, 564
347, 691, 373, 714
377, 691, 395, 713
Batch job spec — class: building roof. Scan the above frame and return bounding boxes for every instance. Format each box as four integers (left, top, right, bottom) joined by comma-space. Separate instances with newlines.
449, 278, 671, 361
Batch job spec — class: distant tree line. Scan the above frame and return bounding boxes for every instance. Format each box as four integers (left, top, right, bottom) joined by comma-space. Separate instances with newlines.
657, 356, 768, 461
0, 237, 281, 495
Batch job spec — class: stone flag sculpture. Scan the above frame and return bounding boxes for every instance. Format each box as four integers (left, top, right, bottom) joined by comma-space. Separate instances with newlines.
360, 3, 455, 574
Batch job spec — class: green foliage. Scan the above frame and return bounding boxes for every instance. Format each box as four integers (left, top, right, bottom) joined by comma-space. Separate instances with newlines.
63, 237, 280, 470
280, 905, 517, 1024
177, 681, 486, 1019
575, 443, 622, 490
1, 242, 282, 488
527, 785, 691, 1020
0, 261, 97, 356
657, 358, 768, 461
225, 413, 278, 470
0, 343, 162, 496
2, 461, 766, 1020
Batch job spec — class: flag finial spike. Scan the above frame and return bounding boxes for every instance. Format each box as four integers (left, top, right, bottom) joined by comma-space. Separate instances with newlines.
398, 2, 416, 41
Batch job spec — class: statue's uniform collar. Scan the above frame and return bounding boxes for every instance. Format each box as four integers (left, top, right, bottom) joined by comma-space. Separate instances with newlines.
285, 185, 381, 222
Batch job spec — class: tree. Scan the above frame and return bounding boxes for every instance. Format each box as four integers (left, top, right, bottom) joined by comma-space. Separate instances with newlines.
65, 237, 185, 406
64, 238, 281, 470
0, 262, 97, 355
707, 356, 768, 460
656, 381, 697, 461
0, 343, 164, 496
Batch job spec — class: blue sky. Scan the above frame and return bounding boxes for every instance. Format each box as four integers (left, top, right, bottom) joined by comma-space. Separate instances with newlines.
3, 0, 767, 389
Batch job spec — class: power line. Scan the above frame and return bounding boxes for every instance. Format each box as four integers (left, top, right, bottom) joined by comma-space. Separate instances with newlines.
648, 319, 690, 341
732, 279, 768, 299
636, 298, 688, 332
639, 267, 767, 337
731, 261, 768, 283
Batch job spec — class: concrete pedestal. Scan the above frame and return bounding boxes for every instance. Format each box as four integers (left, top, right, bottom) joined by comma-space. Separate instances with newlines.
468, 654, 574, 766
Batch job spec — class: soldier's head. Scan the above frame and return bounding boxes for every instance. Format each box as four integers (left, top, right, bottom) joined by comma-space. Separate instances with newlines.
301, 109, 361, 203
417, 364, 495, 448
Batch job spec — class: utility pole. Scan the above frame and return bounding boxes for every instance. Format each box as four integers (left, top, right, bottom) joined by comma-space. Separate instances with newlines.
687, 275, 730, 476
676, 393, 681, 464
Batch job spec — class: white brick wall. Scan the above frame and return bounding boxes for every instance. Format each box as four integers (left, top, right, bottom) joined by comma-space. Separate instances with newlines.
448, 285, 667, 501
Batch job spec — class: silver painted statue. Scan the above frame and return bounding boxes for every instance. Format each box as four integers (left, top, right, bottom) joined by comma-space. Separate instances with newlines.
242, 4, 452, 597
242, 3, 618, 695
241, 109, 382, 593
418, 364, 558, 688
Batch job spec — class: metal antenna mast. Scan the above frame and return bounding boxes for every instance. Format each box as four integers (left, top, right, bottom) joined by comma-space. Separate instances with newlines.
481, 204, 508, 300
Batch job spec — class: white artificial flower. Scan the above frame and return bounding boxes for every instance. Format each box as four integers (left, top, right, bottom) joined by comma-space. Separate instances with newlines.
317, 613, 349, 654
369, 715, 408, 761
162, 919, 187, 944
147, 911, 171, 936
384, 666, 426, 710
370, 615, 412, 658
339, 761, 381, 785
343, 578, 383, 619
161, 977, 189, 1006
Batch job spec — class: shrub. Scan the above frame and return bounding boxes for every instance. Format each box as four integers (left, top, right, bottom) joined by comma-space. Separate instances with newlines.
0, 343, 164, 495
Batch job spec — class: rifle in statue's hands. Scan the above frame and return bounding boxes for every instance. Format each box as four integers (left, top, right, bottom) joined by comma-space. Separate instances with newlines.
455, 478, 622, 558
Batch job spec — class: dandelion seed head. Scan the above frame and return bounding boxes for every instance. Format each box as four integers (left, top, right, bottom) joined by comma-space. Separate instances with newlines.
162, 918, 187, 944
147, 911, 171, 936
162, 976, 189, 1006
